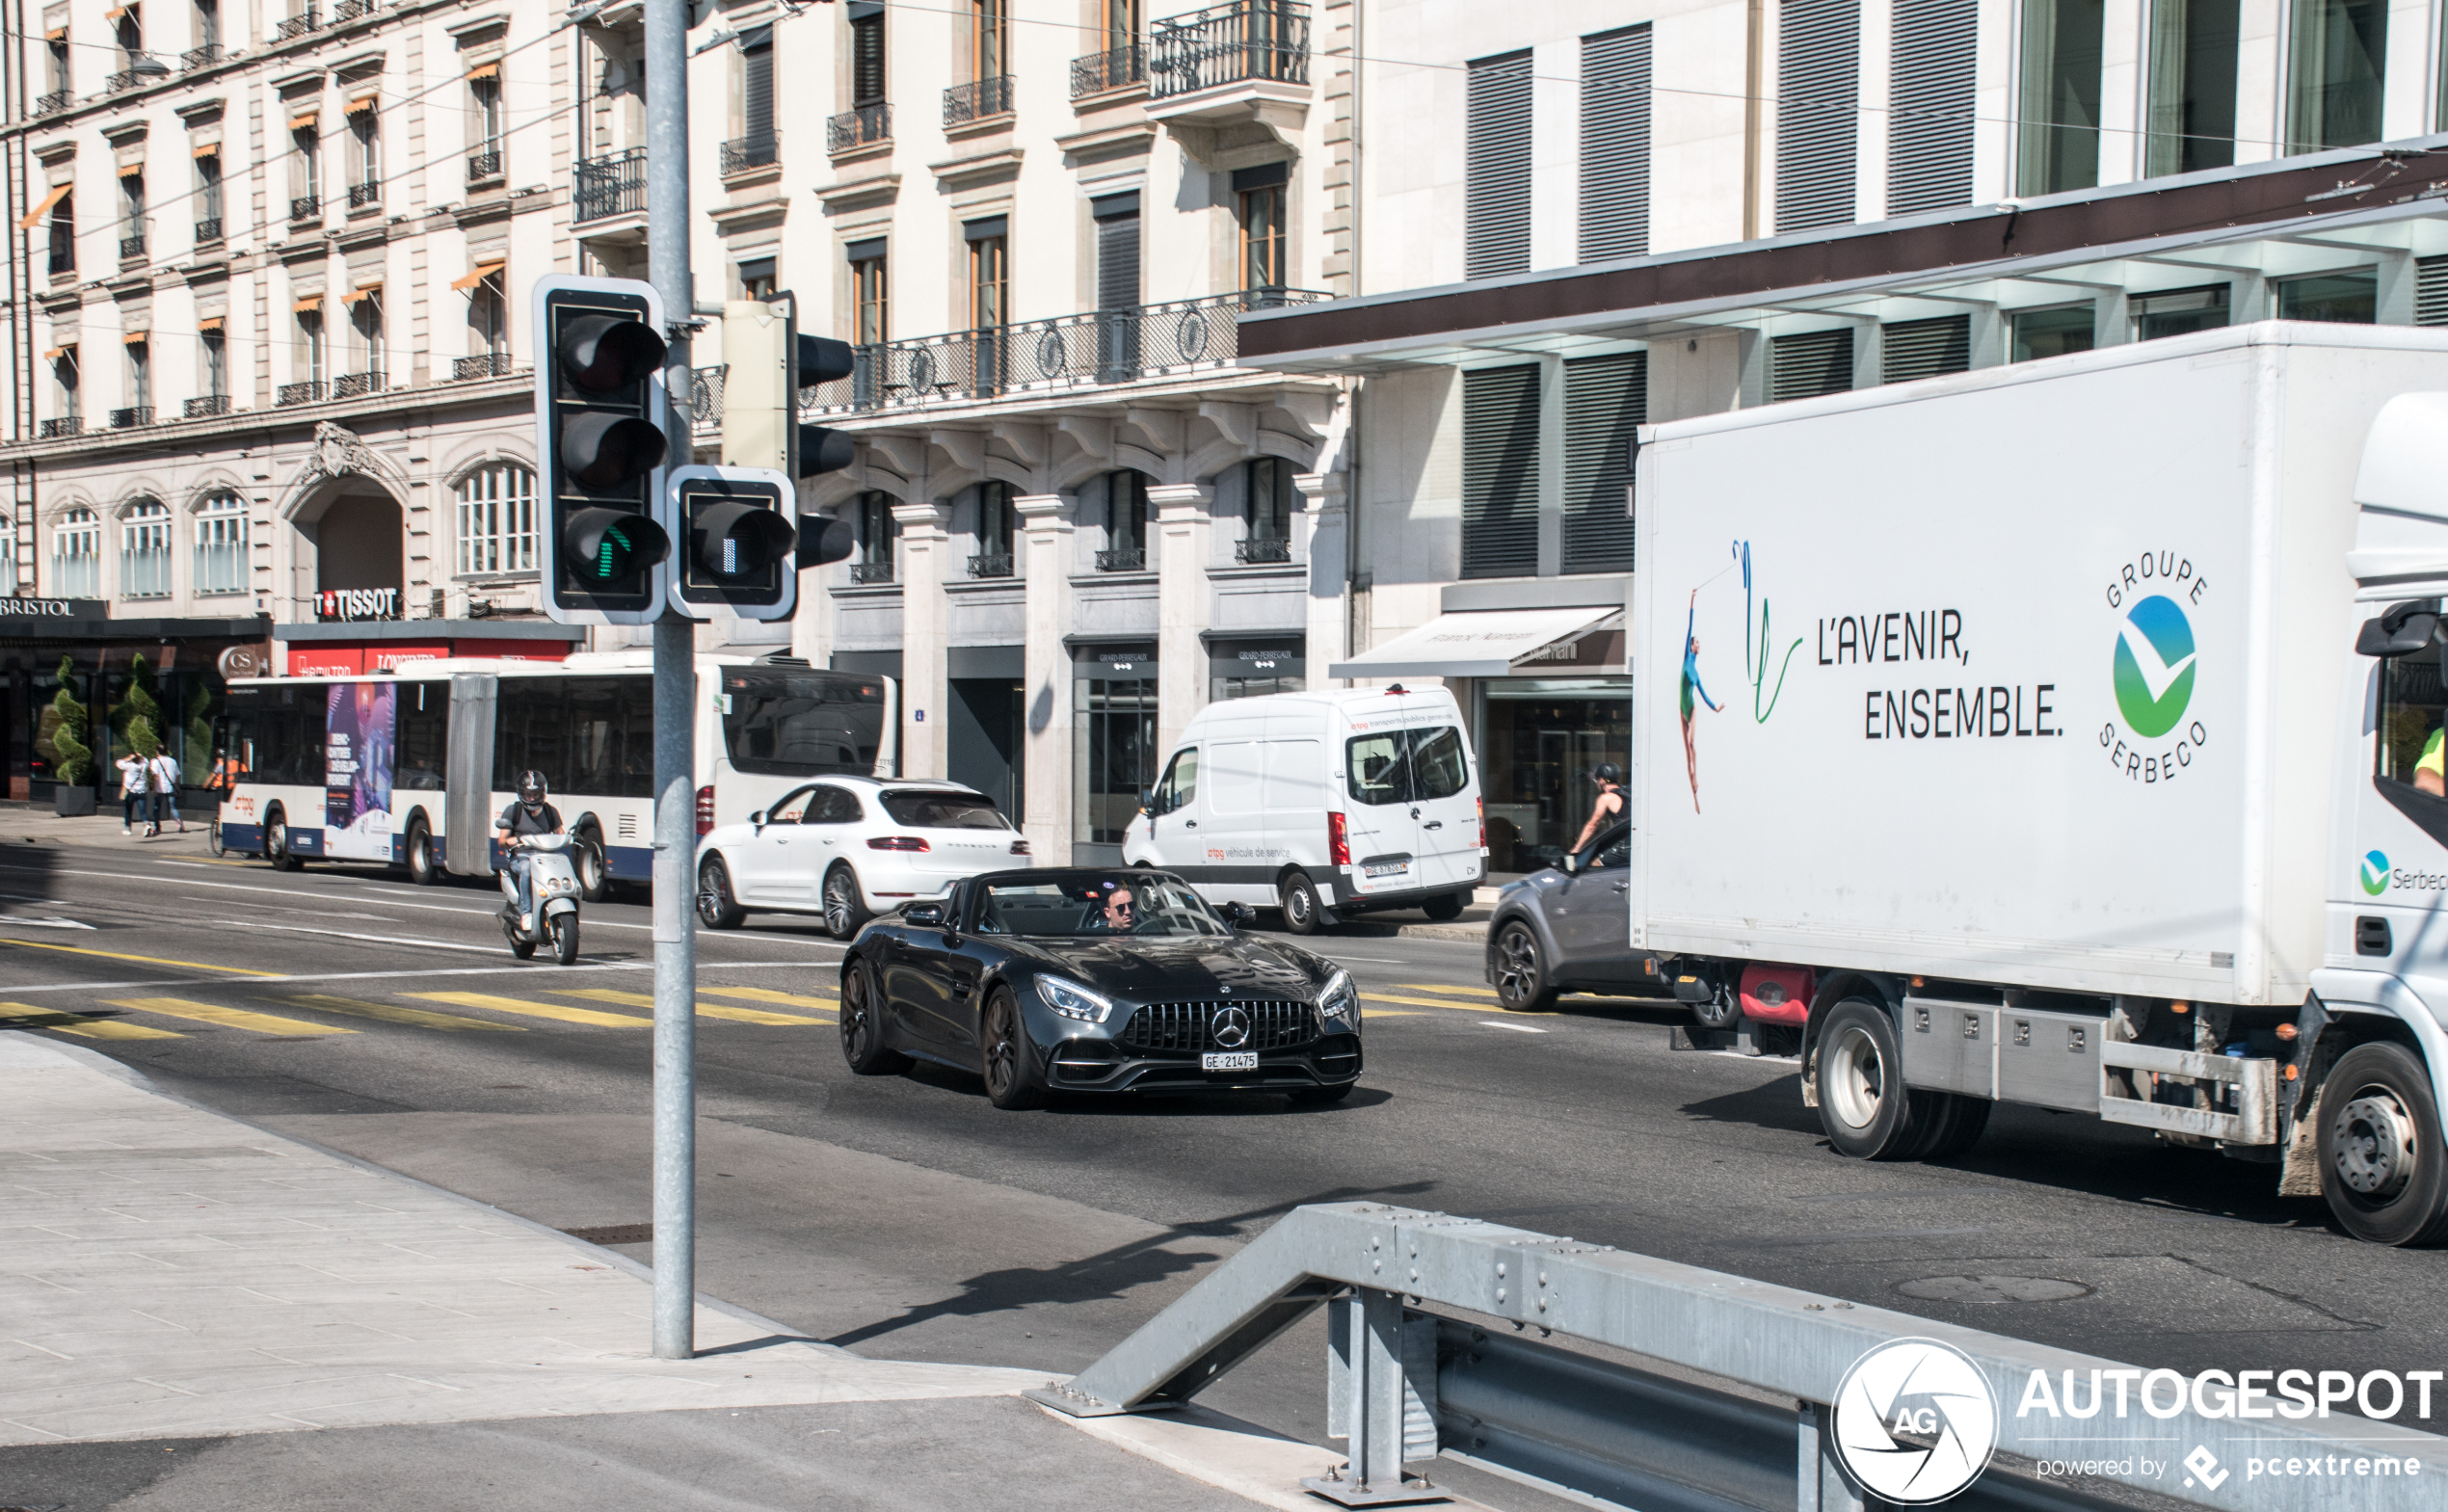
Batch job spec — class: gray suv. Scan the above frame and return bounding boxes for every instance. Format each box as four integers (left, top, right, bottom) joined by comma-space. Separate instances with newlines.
1483, 822, 1670, 1010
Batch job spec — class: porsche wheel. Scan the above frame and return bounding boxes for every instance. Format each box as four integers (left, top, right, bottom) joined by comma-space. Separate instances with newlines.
697, 856, 745, 930
823, 864, 872, 939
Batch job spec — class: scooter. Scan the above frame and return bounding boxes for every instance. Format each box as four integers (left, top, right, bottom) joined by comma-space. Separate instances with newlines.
500, 833, 582, 965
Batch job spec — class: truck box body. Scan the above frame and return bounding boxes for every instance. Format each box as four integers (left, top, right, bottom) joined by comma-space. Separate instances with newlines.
1629, 324, 2448, 1007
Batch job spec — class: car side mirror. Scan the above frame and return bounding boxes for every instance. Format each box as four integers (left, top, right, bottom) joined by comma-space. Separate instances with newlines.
747, 809, 766, 829
2358, 600, 2440, 657
1223, 901, 1253, 927
1141, 787, 1160, 816
1558, 852, 1579, 875
904, 903, 945, 927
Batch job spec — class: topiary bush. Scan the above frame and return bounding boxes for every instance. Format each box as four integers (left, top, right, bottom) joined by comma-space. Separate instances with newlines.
49, 655, 93, 787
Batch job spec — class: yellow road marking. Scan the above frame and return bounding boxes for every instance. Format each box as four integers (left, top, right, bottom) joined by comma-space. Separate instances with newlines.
279, 995, 526, 1033
697, 984, 837, 1009
1361, 1009, 1420, 1020
0, 939, 283, 976
1399, 983, 1499, 998
103, 996, 354, 1036
405, 992, 651, 1028
0, 1002, 184, 1039
1360, 992, 1503, 1015
549, 988, 830, 1026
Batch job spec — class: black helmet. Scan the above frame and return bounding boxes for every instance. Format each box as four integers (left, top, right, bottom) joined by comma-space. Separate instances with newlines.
517, 769, 548, 805
1592, 762, 1622, 784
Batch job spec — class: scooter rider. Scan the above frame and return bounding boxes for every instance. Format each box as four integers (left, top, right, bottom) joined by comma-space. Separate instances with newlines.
495, 770, 565, 928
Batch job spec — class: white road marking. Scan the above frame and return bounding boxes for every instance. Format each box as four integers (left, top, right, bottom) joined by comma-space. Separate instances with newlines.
0, 915, 94, 930
1478, 1021, 1547, 1034
231, 922, 520, 955
1, 961, 834, 994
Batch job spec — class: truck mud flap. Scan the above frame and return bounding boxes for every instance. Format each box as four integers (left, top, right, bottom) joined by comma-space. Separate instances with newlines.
2098, 1041, 2278, 1144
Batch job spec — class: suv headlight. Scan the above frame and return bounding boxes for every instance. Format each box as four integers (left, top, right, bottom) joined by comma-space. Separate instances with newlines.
1036, 975, 1114, 1024
1318, 969, 1359, 1028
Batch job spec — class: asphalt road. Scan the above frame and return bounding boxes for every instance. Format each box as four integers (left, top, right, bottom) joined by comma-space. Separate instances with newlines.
2, 838, 2443, 1499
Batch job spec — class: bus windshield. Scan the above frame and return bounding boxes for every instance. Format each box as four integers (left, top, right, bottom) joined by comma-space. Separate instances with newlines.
723, 669, 887, 777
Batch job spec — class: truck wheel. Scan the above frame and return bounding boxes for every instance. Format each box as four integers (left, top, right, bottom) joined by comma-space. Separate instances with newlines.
1491, 922, 1558, 1012
1279, 872, 1326, 936
1690, 980, 1742, 1032
1815, 998, 1933, 1160
1914, 1093, 1992, 1160
1423, 890, 1468, 922
405, 815, 439, 886
2318, 1042, 2448, 1246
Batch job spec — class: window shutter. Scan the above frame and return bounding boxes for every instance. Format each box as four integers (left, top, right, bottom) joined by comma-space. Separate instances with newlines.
1096, 204, 1140, 312
1562, 352, 1644, 573
1462, 364, 1541, 579
851, 15, 886, 106
1580, 25, 1651, 263
1887, 0, 1976, 215
742, 29, 775, 140
2418, 256, 2448, 325
1769, 329, 1854, 402
1776, 0, 1860, 233
1466, 51, 1533, 279
1880, 315, 1969, 383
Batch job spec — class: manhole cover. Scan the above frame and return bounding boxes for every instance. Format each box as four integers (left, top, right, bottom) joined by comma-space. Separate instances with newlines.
1895, 1274, 2092, 1304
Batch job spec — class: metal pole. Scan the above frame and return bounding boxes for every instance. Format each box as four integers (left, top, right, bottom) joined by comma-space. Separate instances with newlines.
644, 0, 695, 1362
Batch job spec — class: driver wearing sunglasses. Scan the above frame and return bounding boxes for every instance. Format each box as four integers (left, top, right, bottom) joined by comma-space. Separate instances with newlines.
1096, 886, 1138, 933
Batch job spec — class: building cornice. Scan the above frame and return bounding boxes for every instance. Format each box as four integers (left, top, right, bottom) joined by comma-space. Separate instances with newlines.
0, 375, 531, 465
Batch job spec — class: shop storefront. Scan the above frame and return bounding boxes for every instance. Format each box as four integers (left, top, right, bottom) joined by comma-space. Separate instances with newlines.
1207, 634, 1305, 702
3, 601, 271, 805
274, 619, 585, 675
1073, 641, 1157, 865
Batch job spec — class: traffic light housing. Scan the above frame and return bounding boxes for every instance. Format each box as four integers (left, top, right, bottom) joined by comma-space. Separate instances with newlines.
533, 276, 674, 624
668, 465, 798, 620
720, 293, 858, 480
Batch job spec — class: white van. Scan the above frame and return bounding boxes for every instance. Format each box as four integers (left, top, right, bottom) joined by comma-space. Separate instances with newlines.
1123, 685, 1487, 934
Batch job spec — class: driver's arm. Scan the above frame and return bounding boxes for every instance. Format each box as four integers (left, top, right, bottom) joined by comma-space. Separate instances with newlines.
2419, 729, 2446, 795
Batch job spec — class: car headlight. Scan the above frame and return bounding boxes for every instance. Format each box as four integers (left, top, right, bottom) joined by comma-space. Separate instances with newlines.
1035, 975, 1114, 1024
1318, 969, 1359, 1028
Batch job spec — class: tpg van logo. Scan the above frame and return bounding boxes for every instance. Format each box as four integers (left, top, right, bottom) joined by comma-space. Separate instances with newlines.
2364, 851, 2391, 896
2101, 553, 2210, 784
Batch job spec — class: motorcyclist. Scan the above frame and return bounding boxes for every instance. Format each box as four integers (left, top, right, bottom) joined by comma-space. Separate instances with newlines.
494, 769, 565, 929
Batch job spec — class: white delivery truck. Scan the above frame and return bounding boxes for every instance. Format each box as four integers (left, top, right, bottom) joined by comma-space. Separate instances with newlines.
1629, 321, 2448, 1245
1125, 686, 1487, 933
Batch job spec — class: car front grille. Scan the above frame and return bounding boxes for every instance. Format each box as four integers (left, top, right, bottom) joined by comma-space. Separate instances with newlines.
1121, 1000, 1317, 1053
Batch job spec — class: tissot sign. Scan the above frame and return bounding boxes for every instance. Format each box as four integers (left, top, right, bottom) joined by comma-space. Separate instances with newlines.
0, 597, 103, 619
315, 588, 401, 622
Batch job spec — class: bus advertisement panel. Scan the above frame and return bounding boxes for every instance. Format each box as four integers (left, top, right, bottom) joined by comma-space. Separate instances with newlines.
323, 680, 396, 862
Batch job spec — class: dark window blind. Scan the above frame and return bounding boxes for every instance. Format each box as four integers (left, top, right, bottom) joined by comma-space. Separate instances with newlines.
1776, 0, 1860, 232
1466, 51, 1533, 279
1462, 364, 1541, 579
1562, 351, 1644, 573
1770, 329, 1854, 401
1580, 25, 1651, 263
1880, 315, 1970, 383
1888, 0, 1976, 215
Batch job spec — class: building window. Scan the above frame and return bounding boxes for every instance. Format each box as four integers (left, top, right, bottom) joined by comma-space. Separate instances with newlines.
52, 508, 100, 597
1879, 315, 1970, 384
471, 265, 509, 357
967, 219, 1007, 329
737, 256, 778, 302
46, 33, 68, 97
2132, 283, 2228, 340
295, 118, 322, 201
972, 0, 1007, 80
1777, 0, 1861, 230
121, 499, 173, 599
124, 338, 151, 412
2010, 304, 2095, 360
52, 346, 80, 423
1581, 25, 1652, 261
346, 288, 384, 381
298, 305, 326, 384
853, 490, 898, 580
195, 491, 248, 596
1242, 457, 1294, 563
1094, 469, 1148, 570
2288, 0, 2385, 152
849, 239, 888, 344
200, 327, 227, 399
738, 25, 776, 160
1888, 0, 1976, 215
47, 189, 74, 276
1561, 351, 1644, 573
120, 172, 146, 258
0, 517, 14, 597
1465, 50, 1531, 279
1235, 165, 1286, 292
457, 463, 539, 575
195, 150, 224, 241
2144, 0, 2238, 175
347, 96, 381, 201
472, 71, 504, 155
2275, 269, 2377, 323
971, 480, 1016, 575
851, 7, 886, 106
1769, 328, 1854, 400
196, 0, 220, 51
1462, 364, 1540, 579
2018, 0, 2104, 195
1075, 651, 1157, 848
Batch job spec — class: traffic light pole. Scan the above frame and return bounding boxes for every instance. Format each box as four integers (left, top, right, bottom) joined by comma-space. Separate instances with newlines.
645, 0, 696, 1362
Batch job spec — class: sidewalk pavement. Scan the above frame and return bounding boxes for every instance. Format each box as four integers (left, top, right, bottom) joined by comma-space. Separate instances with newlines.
0, 1033, 1395, 1511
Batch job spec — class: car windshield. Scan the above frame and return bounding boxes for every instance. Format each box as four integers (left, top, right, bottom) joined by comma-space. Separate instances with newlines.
976, 875, 1229, 937
879, 789, 1011, 830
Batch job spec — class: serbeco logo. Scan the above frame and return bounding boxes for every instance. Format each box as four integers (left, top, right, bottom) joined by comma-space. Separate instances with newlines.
2364, 851, 2391, 897
2101, 554, 2211, 784
1831, 1339, 2000, 1504
2114, 596, 2196, 737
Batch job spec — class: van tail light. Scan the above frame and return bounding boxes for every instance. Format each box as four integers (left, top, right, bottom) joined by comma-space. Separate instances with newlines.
1477, 798, 1487, 850
868, 836, 931, 852
1010, 837, 1032, 856
695, 785, 715, 836
1327, 811, 1351, 867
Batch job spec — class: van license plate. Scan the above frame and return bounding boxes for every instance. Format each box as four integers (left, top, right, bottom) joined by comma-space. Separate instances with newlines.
1364, 861, 1409, 878
1202, 1051, 1259, 1072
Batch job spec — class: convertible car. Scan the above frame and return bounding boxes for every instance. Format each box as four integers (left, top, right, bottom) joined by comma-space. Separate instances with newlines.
836, 867, 1364, 1109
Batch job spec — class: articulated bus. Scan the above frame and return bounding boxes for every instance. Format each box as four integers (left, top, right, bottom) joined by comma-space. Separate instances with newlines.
212, 652, 897, 896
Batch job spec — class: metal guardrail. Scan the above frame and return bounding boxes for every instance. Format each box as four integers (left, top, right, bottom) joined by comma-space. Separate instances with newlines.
572, 146, 647, 222
184, 394, 231, 418
1149, 0, 1309, 99
1033, 1203, 2448, 1511
719, 133, 779, 176
829, 103, 891, 153
1073, 43, 1147, 97
467, 149, 504, 185
944, 74, 1015, 125
279, 8, 319, 39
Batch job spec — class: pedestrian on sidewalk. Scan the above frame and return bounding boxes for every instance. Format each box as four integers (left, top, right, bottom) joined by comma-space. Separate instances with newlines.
149, 748, 186, 834
116, 750, 150, 835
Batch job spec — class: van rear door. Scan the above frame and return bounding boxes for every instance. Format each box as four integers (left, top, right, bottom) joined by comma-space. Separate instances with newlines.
1401, 716, 1482, 893
1339, 711, 1426, 902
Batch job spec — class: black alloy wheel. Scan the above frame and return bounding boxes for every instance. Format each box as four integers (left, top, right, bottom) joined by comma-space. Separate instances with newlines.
2318, 1042, 2448, 1246
1279, 871, 1325, 937
696, 855, 745, 929
265, 809, 302, 871
839, 958, 911, 1075
405, 815, 439, 885
1491, 921, 1557, 1012
980, 987, 1046, 1110
824, 864, 872, 939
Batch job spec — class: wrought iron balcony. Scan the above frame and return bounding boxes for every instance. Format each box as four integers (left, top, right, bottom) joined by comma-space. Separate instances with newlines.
967, 551, 1015, 579
278, 8, 319, 39
346, 181, 380, 210
194, 216, 223, 246
46, 243, 73, 277
38, 416, 82, 438
105, 56, 170, 93
109, 406, 155, 429
572, 146, 646, 224
848, 561, 894, 585
333, 0, 375, 19
277, 380, 325, 407
803, 287, 1329, 416
690, 364, 727, 433
1072, 43, 1146, 98
184, 394, 231, 418
1094, 546, 1147, 572
1150, 1, 1308, 99
34, 89, 70, 116
1235, 535, 1292, 565
719, 133, 780, 176
119, 232, 146, 261
828, 103, 891, 154
944, 75, 1015, 126
453, 352, 515, 381
181, 43, 223, 70
332, 370, 384, 399
289, 194, 320, 222
466, 149, 503, 185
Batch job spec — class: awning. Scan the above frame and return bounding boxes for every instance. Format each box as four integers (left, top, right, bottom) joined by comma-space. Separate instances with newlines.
449, 259, 504, 291
1329, 606, 1625, 680
345, 92, 376, 114
43, 26, 65, 40
464, 61, 499, 81
340, 283, 379, 304
197, 315, 225, 332
122, 329, 147, 344
293, 294, 322, 312
117, 160, 144, 177
41, 344, 73, 360
102, 4, 128, 18
16, 182, 71, 229
288, 106, 318, 129
192, 141, 220, 157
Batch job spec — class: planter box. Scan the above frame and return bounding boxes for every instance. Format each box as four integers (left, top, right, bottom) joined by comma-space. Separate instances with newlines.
53, 784, 96, 817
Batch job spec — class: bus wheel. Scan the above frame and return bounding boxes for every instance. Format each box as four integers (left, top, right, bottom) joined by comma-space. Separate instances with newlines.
265, 810, 302, 872
405, 815, 439, 886
2319, 1042, 2448, 1246
572, 825, 610, 903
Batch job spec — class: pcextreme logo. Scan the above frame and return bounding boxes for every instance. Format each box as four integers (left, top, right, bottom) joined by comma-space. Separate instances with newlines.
2101, 553, 2211, 785
1831, 1339, 2001, 1504
2364, 851, 2392, 896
